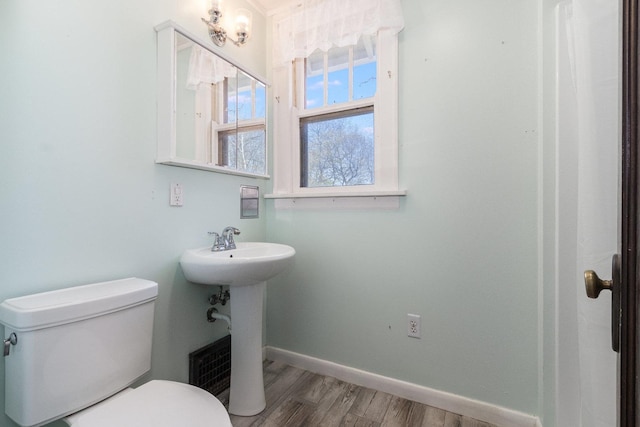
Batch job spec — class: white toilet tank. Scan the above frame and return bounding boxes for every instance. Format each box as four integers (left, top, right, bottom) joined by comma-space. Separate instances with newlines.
0, 278, 158, 427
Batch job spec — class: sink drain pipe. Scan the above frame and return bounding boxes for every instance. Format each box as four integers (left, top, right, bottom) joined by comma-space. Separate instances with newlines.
207, 306, 231, 332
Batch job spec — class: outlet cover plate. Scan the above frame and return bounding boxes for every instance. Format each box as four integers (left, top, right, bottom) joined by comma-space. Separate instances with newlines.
408, 313, 421, 339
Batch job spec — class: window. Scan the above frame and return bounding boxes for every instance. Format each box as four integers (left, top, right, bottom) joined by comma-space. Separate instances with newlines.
298, 37, 377, 188
270, 29, 402, 198
300, 107, 374, 187
304, 37, 377, 109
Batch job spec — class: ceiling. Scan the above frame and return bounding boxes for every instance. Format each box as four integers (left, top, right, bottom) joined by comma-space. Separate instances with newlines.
251, 0, 291, 14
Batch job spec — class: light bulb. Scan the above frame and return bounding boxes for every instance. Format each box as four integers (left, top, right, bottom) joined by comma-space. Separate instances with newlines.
210, 0, 221, 10
235, 9, 252, 36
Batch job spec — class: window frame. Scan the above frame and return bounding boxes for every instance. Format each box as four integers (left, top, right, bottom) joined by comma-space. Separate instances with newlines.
269, 29, 404, 199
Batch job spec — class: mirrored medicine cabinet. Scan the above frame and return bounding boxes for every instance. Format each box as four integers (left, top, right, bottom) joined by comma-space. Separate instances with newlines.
155, 21, 269, 178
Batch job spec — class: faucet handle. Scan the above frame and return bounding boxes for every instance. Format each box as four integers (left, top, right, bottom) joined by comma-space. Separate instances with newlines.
208, 232, 225, 252
221, 227, 240, 249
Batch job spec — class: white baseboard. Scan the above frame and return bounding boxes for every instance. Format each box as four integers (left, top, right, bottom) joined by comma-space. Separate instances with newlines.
265, 346, 540, 427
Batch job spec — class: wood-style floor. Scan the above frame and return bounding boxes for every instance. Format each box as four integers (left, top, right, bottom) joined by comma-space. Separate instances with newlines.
219, 360, 501, 427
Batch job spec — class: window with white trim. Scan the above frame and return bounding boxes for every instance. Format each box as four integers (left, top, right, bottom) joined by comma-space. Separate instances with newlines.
299, 35, 376, 187
269, 0, 404, 199
271, 29, 401, 197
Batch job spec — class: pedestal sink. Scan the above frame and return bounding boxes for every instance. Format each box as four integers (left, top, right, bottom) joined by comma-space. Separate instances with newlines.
179, 242, 295, 416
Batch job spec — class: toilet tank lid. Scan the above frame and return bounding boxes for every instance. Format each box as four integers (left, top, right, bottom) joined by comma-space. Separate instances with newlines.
0, 278, 158, 331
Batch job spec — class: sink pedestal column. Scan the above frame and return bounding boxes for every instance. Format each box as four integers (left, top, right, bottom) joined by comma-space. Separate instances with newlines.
228, 281, 266, 416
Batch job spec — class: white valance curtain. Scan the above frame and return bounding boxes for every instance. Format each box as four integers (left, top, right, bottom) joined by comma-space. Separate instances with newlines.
273, 0, 404, 65
186, 45, 236, 89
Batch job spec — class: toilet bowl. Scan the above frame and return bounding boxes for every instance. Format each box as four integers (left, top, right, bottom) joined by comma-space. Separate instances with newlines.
0, 278, 232, 427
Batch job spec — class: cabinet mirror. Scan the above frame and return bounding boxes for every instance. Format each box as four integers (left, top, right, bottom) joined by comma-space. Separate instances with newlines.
156, 21, 268, 178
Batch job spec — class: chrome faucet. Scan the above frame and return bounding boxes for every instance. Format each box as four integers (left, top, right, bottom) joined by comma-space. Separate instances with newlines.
222, 226, 241, 250
208, 232, 225, 251
209, 227, 241, 251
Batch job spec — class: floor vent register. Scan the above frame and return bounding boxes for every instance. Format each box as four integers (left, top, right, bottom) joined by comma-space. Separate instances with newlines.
189, 334, 231, 397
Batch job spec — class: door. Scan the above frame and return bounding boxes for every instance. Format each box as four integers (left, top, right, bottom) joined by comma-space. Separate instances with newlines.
620, 0, 639, 424
585, 0, 639, 425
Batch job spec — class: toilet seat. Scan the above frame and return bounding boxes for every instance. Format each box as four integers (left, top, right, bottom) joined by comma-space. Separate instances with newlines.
64, 380, 232, 427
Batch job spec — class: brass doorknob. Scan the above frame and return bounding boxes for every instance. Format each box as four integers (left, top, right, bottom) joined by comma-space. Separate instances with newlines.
584, 270, 613, 298
584, 254, 621, 352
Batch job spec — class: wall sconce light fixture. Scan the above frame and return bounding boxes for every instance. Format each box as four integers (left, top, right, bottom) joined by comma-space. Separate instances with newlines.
201, 0, 252, 47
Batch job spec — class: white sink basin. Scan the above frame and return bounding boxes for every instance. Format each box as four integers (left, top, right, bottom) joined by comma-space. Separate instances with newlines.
180, 242, 295, 286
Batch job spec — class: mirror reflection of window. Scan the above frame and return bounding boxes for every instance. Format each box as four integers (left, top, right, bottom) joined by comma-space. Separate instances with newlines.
216, 71, 266, 175
167, 30, 268, 177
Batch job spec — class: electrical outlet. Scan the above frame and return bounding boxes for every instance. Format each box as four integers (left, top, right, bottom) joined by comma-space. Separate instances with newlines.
407, 313, 421, 339
170, 183, 184, 206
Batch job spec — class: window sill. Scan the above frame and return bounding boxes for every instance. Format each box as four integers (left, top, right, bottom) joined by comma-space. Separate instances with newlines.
264, 190, 407, 199
157, 159, 270, 179
264, 190, 406, 210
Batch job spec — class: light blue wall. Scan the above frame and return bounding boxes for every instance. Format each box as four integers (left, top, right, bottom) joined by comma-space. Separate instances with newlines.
1, 0, 556, 425
0, 1, 266, 426
265, 0, 542, 417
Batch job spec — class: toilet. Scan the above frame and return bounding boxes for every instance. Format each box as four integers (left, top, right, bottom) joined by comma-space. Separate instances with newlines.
0, 278, 232, 427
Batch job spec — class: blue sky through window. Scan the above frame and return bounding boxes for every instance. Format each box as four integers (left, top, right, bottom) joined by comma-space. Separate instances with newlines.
301, 43, 377, 188
305, 58, 376, 109
226, 78, 265, 122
